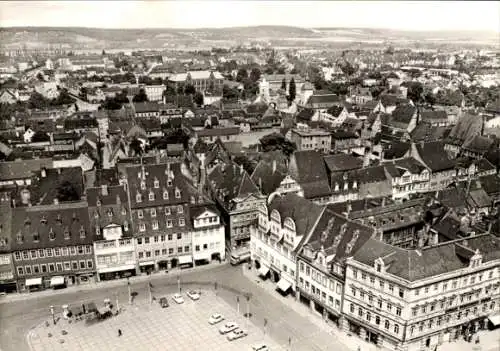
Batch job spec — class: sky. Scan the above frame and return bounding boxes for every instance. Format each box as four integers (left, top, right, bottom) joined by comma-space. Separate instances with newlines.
0, 1, 498, 32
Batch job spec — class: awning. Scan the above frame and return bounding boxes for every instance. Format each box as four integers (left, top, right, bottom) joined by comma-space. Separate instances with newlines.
139, 261, 155, 266
98, 264, 136, 274
258, 266, 270, 277
488, 314, 500, 326
276, 279, 292, 293
178, 255, 193, 265
50, 276, 65, 287
25, 278, 42, 286
193, 251, 211, 261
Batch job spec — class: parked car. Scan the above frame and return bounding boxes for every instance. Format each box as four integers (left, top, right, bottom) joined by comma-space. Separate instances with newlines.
172, 293, 184, 304
159, 297, 169, 308
219, 321, 238, 334
208, 313, 224, 325
252, 344, 269, 351
186, 290, 200, 301
227, 328, 248, 341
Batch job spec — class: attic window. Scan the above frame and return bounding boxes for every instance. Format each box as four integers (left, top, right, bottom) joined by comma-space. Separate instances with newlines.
0, 238, 7, 246
94, 211, 99, 219
107, 209, 113, 218
190, 196, 195, 204
151, 208, 157, 217
49, 228, 56, 241
64, 227, 70, 240
95, 227, 100, 236
335, 183, 339, 192
16, 232, 23, 244
121, 207, 127, 216
140, 181, 146, 190
56, 214, 62, 225
149, 191, 155, 201
40, 216, 47, 224
163, 190, 169, 200
79, 226, 86, 238
154, 178, 160, 189
177, 205, 183, 214
175, 188, 181, 199
136, 193, 142, 203
33, 232, 40, 242
167, 179, 173, 187
96, 199, 101, 207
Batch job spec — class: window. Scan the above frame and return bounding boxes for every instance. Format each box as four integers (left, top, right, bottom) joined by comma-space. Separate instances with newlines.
399, 288, 404, 298
384, 320, 390, 330
78, 246, 84, 254
163, 191, 169, 200
184, 245, 190, 252
161, 235, 165, 242
136, 193, 142, 203
195, 245, 200, 251
144, 237, 150, 244
79, 226, 86, 239
79, 260, 85, 269
370, 276, 375, 284
167, 220, 173, 228
177, 205, 183, 214
33, 232, 40, 242
49, 229, 56, 241
396, 307, 401, 316
168, 234, 172, 240
152, 221, 159, 230
54, 248, 61, 256
350, 304, 354, 313
137, 238, 142, 245
361, 272, 366, 280
41, 264, 47, 273
56, 263, 63, 272
138, 210, 144, 219
155, 250, 160, 256
64, 262, 71, 271
175, 188, 181, 198
87, 260, 93, 269
179, 218, 185, 226
358, 307, 363, 317
375, 316, 380, 325
24, 265, 32, 275
352, 269, 358, 278
139, 223, 146, 232
146, 251, 151, 258
165, 207, 171, 215
138, 252, 144, 259
154, 179, 159, 188
23, 251, 29, 260
69, 247, 76, 255
151, 208, 157, 217
162, 249, 167, 255
415, 288, 420, 296
48, 263, 55, 272
387, 303, 392, 312
149, 192, 155, 201
394, 324, 399, 334
17, 267, 24, 275
168, 248, 174, 254
14, 252, 21, 260
30, 250, 37, 259
72, 261, 78, 270
177, 247, 182, 253
177, 233, 182, 240
366, 312, 371, 322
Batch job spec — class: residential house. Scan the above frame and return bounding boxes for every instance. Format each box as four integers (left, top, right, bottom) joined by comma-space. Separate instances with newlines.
303, 93, 344, 113
0, 158, 53, 188
462, 136, 495, 160
0, 192, 16, 292
207, 161, 265, 250
195, 127, 240, 144
297, 210, 374, 325
133, 102, 161, 118
190, 204, 226, 264
407, 142, 456, 191
144, 85, 166, 102
87, 184, 136, 281
331, 130, 362, 154
11, 201, 96, 292
420, 110, 449, 127
383, 157, 430, 200
168, 71, 224, 92
251, 193, 324, 296
125, 162, 197, 271
343, 234, 500, 351
289, 125, 331, 153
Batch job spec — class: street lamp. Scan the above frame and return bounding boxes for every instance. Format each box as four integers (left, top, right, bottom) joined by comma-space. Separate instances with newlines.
177, 274, 181, 293
127, 278, 132, 305
236, 295, 240, 314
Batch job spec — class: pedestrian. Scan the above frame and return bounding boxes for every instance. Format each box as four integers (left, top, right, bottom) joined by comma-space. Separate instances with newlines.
118, 329, 122, 337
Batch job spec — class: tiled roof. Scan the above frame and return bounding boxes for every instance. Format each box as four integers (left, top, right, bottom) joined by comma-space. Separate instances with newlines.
197, 127, 240, 137
305, 210, 374, 262
323, 154, 363, 173
416, 141, 455, 171
134, 102, 160, 113
29, 167, 84, 206
250, 161, 287, 196
268, 193, 324, 238
463, 135, 494, 154
296, 108, 315, 122
10, 201, 94, 251
0, 158, 53, 181
391, 104, 416, 124
479, 174, 500, 196
421, 110, 447, 122
306, 94, 343, 106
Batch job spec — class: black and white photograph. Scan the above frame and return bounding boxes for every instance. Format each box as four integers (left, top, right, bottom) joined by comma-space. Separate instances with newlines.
0, 1, 499, 350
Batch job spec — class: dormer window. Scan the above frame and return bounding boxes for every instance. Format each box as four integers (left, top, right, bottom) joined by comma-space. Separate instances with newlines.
56, 214, 62, 225
16, 232, 23, 244
165, 207, 171, 215
140, 181, 146, 190
49, 228, 56, 241
136, 193, 142, 203
33, 232, 40, 242
138, 210, 144, 219
177, 205, 183, 214
94, 211, 99, 219
470, 250, 482, 268
121, 207, 127, 216
153, 178, 160, 189
149, 191, 155, 201
64, 227, 70, 240
79, 226, 86, 238
123, 221, 129, 232
353, 181, 358, 189
40, 216, 47, 224
190, 196, 195, 204
175, 188, 181, 198
167, 179, 173, 187
344, 182, 348, 191
151, 208, 157, 217
375, 258, 385, 273
163, 190, 169, 200
107, 209, 113, 218
335, 183, 339, 192
95, 227, 100, 236
96, 199, 101, 207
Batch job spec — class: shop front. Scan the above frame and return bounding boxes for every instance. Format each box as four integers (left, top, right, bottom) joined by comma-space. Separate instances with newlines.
178, 255, 193, 269
98, 265, 136, 281
25, 277, 43, 292
139, 261, 155, 274
50, 276, 67, 289
193, 251, 211, 266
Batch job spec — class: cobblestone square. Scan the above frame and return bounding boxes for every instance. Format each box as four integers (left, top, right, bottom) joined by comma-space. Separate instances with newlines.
28, 291, 283, 351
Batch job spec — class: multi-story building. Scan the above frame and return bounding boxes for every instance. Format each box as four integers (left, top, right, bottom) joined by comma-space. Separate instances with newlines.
383, 157, 430, 200
289, 126, 331, 153
208, 162, 265, 250
144, 84, 166, 102
125, 162, 197, 272
87, 184, 136, 280
251, 193, 325, 296
11, 201, 96, 291
297, 210, 373, 325
0, 192, 16, 292
342, 233, 500, 351
168, 71, 224, 93
190, 204, 225, 264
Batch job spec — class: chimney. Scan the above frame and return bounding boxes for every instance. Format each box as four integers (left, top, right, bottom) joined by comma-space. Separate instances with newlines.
101, 184, 108, 196
272, 160, 277, 174
41, 168, 47, 178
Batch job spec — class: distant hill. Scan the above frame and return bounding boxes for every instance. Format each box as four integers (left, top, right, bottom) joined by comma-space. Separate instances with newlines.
0, 25, 497, 50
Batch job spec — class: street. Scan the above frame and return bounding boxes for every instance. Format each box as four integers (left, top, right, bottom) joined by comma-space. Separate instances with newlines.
0, 264, 351, 351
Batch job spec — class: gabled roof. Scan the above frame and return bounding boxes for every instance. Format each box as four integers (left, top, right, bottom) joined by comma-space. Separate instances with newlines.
415, 141, 455, 171
134, 102, 160, 113
268, 193, 324, 238
306, 94, 343, 106
296, 108, 315, 122
391, 104, 416, 124
0, 158, 53, 181
463, 135, 494, 154
323, 154, 363, 173
421, 110, 447, 122
197, 127, 240, 137
251, 161, 287, 196
479, 174, 500, 196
